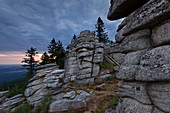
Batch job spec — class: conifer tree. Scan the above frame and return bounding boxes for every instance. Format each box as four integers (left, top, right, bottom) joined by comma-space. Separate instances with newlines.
95, 17, 110, 43
48, 39, 65, 69
73, 34, 76, 40
40, 52, 50, 65
55, 40, 65, 69
22, 47, 39, 79
48, 38, 57, 63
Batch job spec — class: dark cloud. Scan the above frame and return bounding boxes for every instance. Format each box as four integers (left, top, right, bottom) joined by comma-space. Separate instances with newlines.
0, 0, 122, 53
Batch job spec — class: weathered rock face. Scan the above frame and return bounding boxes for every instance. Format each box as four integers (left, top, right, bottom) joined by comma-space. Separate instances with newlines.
65, 30, 110, 85
108, 0, 170, 112
49, 90, 91, 113
25, 65, 67, 109
23, 63, 92, 112
0, 93, 26, 112
107, 0, 150, 20
116, 98, 153, 113
22, 30, 116, 113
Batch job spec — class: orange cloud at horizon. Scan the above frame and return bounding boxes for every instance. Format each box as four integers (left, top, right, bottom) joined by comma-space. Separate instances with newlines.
0, 54, 8, 57
0, 53, 42, 64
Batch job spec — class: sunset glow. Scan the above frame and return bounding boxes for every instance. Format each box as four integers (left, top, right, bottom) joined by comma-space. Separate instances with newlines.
0, 53, 42, 64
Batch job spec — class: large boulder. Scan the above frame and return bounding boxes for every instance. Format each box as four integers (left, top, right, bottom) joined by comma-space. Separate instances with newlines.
107, 0, 149, 20
136, 45, 170, 81
148, 82, 170, 112
49, 90, 91, 113
116, 98, 153, 113
0, 94, 25, 112
151, 19, 170, 46
118, 0, 170, 36
120, 29, 152, 53
118, 81, 151, 104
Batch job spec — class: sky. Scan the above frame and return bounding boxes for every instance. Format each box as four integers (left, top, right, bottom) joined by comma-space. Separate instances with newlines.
0, 0, 122, 64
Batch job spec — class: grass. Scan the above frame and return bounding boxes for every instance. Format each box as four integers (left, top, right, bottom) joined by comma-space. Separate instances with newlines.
99, 62, 115, 69
107, 95, 119, 108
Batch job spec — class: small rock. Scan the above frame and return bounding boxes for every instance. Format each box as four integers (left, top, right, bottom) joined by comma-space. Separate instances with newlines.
63, 91, 76, 99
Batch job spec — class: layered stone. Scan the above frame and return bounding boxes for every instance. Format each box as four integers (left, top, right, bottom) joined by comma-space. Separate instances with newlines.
107, 0, 149, 20
148, 82, 170, 112
151, 19, 170, 46
118, 0, 170, 35
118, 81, 151, 104
116, 98, 153, 113
136, 45, 170, 81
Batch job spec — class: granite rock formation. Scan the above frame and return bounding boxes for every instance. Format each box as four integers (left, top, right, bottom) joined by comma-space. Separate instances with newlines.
107, 0, 170, 113
65, 30, 114, 84
0, 92, 26, 113
23, 31, 115, 113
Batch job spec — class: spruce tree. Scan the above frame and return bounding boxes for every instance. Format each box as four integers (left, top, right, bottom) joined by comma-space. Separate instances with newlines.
48, 39, 65, 69
95, 17, 110, 43
73, 34, 76, 40
22, 47, 39, 79
55, 40, 65, 69
48, 38, 57, 63
40, 52, 50, 65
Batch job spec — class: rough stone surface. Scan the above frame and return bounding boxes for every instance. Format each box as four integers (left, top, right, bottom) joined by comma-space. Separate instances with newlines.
118, 0, 170, 35
151, 19, 170, 46
107, 0, 170, 112
0, 94, 25, 112
49, 91, 91, 113
116, 98, 153, 113
152, 107, 164, 113
123, 50, 147, 65
120, 29, 151, 53
118, 81, 151, 104
65, 30, 105, 84
116, 65, 139, 80
107, 0, 149, 20
136, 45, 170, 81
104, 43, 121, 53
115, 26, 125, 43
148, 82, 170, 112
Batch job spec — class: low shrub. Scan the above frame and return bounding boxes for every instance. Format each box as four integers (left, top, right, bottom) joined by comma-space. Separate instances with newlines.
40, 93, 52, 113
99, 62, 114, 69
8, 103, 31, 113
107, 94, 119, 108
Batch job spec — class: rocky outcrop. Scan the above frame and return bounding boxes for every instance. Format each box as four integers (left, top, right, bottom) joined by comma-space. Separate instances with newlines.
24, 63, 92, 112
23, 30, 117, 112
49, 90, 91, 112
107, 0, 170, 112
65, 30, 114, 84
0, 93, 25, 113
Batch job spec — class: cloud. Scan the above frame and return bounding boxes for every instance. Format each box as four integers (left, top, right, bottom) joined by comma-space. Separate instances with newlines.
0, 0, 122, 55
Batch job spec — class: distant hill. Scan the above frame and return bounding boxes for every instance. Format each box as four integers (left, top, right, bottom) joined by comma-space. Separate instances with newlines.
0, 65, 27, 85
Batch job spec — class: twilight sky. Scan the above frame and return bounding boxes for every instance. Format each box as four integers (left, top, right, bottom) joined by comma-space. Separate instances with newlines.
0, 0, 122, 64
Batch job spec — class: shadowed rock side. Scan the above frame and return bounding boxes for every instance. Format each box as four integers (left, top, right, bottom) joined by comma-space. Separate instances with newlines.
107, 0, 150, 20
107, 0, 170, 113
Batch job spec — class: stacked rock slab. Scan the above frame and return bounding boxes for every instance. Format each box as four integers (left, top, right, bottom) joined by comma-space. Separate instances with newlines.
24, 63, 91, 113
65, 30, 104, 84
24, 64, 67, 109
0, 92, 25, 113
107, 0, 170, 113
